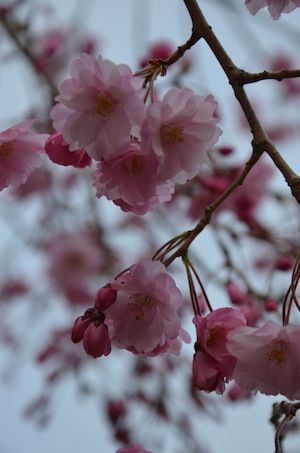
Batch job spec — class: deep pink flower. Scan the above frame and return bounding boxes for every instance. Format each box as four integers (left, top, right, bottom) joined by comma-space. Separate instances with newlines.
51, 53, 145, 160
45, 132, 91, 167
94, 141, 174, 214
192, 308, 247, 393
106, 259, 183, 355
245, 0, 300, 19
95, 285, 117, 311
227, 322, 300, 399
0, 120, 48, 191
141, 88, 221, 184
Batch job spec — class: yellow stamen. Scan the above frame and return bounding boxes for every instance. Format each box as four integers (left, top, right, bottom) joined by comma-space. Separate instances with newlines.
0, 140, 14, 160
131, 155, 144, 175
95, 92, 118, 118
128, 293, 153, 320
160, 123, 184, 144
268, 341, 287, 366
206, 326, 225, 348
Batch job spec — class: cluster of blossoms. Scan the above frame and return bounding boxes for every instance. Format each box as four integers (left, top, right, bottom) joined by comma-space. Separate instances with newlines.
48, 53, 221, 214
72, 259, 190, 358
245, 0, 300, 19
193, 307, 300, 400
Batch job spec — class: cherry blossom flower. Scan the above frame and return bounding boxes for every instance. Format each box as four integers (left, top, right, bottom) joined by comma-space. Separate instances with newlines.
227, 322, 300, 399
245, 0, 300, 19
48, 231, 102, 305
94, 141, 175, 214
106, 259, 183, 355
0, 120, 48, 191
45, 132, 91, 167
51, 53, 145, 161
192, 308, 247, 393
141, 88, 222, 184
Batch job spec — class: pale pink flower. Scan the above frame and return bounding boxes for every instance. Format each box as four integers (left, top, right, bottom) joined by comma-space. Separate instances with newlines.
45, 132, 91, 167
192, 308, 247, 393
94, 141, 175, 214
0, 120, 48, 191
106, 259, 183, 355
51, 53, 145, 160
49, 231, 101, 286
48, 231, 102, 305
227, 322, 300, 399
116, 446, 154, 453
245, 0, 300, 19
141, 88, 222, 184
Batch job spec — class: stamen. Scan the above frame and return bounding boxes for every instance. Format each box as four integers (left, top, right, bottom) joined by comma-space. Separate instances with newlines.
95, 92, 118, 118
0, 140, 14, 160
160, 123, 184, 144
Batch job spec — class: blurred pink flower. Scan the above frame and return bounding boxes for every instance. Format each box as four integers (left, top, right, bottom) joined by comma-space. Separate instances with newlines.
141, 88, 221, 184
51, 53, 145, 160
227, 322, 300, 399
0, 120, 48, 191
106, 259, 183, 355
116, 446, 154, 453
245, 0, 300, 19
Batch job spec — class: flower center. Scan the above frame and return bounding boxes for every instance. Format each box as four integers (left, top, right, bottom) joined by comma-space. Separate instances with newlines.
129, 293, 153, 320
268, 341, 287, 366
206, 326, 225, 349
95, 91, 118, 118
160, 123, 184, 144
131, 155, 144, 175
0, 140, 14, 160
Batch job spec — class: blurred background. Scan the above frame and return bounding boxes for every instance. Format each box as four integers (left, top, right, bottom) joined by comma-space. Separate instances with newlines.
0, 1, 300, 452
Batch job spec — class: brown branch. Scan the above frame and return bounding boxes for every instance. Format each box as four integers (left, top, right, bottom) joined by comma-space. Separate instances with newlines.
240, 69, 300, 84
0, 14, 58, 97
164, 147, 262, 266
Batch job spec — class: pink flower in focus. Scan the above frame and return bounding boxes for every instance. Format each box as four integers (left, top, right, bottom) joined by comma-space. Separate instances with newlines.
0, 120, 48, 191
245, 0, 300, 19
227, 322, 300, 399
116, 446, 154, 453
141, 88, 221, 184
106, 259, 183, 355
45, 132, 91, 167
51, 53, 145, 160
193, 308, 247, 393
94, 141, 175, 214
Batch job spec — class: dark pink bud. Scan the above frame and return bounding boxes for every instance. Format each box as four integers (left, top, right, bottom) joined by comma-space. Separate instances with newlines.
218, 146, 234, 156
83, 323, 111, 358
226, 281, 245, 306
201, 176, 229, 193
45, 133, 92, 168
95, 284, 117, 310
264, 298, 278, 312
71, 316, 90, 343
275, 256, 294, 271
107, 400, 127, 424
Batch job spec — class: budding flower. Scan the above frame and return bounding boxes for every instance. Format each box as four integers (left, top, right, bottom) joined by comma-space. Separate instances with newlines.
95, 284, 117, 310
